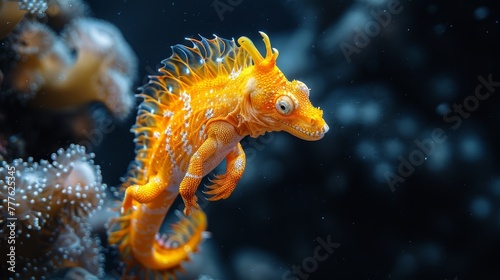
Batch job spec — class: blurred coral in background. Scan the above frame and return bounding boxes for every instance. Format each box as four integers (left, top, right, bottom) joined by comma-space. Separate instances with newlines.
0, 0, 137, 278
0, 144, 105, 278
0, 0, 137, 160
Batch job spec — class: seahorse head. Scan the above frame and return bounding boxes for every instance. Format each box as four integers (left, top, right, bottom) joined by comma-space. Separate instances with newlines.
237, 32, 329, 140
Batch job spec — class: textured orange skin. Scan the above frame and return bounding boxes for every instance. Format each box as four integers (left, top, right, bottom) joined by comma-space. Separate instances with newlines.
109, 32, 329, 278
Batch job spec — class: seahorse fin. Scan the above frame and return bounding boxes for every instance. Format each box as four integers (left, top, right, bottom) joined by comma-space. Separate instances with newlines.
125, 35, 253, 188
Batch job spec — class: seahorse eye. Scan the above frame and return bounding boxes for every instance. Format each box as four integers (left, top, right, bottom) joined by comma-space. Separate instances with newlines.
275, 96, 294, 115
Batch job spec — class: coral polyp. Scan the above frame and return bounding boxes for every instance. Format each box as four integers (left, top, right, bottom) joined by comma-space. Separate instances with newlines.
0, 144, 105, 224
47, 145, 106, 218
0, 144, 106, 278
50, 221, 104, 277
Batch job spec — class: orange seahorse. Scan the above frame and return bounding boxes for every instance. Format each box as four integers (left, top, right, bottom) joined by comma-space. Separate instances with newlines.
108, 32, 329, 279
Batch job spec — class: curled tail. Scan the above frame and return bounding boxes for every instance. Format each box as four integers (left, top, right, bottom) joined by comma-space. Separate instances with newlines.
108, 197, 207, 279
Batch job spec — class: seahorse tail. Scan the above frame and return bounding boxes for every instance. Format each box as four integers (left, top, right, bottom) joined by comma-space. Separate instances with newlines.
108, 207, 207, 279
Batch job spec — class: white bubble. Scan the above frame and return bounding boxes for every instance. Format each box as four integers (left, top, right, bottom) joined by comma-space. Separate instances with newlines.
433, 24, 446, 35
436, 103, 450, 116
320, 7, 368, 51
471, 197, 491, 219
384, 138, 404, 159
364, 0, 387, 5
418, 243, 443, 266
373, 162, 391, 183
430, 74, 457, 99
427, 141, 451, 171
337, 102, 358, 125
473, 6, 489, 20
395, 253, 417, 274
459, 136, 483, 161
356, 141, 377, 160
396, 116, 418, 137
359, 102, 381, 125
490, 178, 500, 197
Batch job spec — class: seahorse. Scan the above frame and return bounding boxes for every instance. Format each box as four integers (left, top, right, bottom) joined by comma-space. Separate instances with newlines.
108, 32, 329, 279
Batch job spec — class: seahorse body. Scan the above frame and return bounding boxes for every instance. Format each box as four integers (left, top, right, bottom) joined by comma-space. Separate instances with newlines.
108, 32, 329, 279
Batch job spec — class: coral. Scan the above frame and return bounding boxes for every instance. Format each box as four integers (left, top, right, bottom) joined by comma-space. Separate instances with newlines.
0, 0, 138, 160
0, 0, 48, 39
0, 144, 105, 226
9, 20, 71, 99
0, 0, 140, 278
0, 0, 142, 278
17, 0, 48, 15
0, 144, 106, 278
47, 144, 106, 218
7, 17, 137, 119
50, 221, 104, 277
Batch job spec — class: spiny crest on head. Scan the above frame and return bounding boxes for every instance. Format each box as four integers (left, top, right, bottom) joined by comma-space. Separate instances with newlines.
238, 31, 279, 70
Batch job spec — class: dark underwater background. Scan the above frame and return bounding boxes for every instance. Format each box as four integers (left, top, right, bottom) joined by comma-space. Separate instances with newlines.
2, 0, 500, 279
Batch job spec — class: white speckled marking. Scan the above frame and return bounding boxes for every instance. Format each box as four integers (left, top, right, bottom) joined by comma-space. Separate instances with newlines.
234, 158, 244, 171
205, 108, 214, 119
186, 172, 202, 179
163, 110, 174, 118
